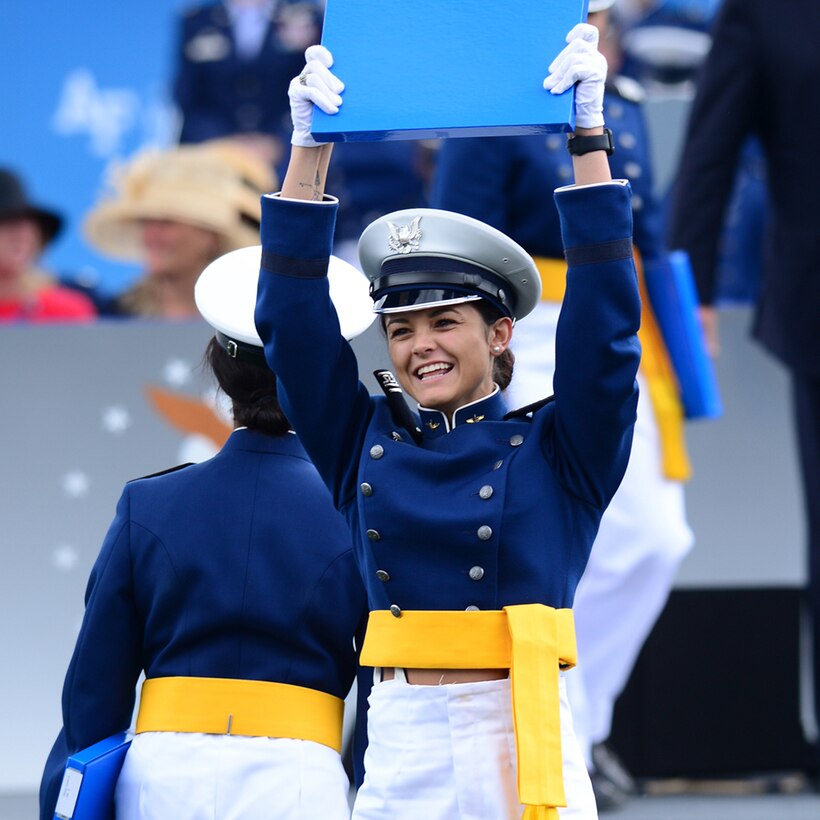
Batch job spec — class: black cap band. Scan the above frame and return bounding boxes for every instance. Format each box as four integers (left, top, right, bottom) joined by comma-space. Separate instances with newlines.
371, 256, 515, 317
215, 332, 269, 368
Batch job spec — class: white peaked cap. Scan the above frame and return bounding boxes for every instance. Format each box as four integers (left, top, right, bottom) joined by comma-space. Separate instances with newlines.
196, 245, 376, 348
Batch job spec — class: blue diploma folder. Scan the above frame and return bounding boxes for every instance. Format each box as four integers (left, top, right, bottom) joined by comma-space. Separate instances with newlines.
54, 733, 131, 820
644, 251, 723, 420
312, 0, 589, 142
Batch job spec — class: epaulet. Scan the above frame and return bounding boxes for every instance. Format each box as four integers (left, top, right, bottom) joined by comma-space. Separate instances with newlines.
608, 75, 646, 104
502, 395, 555, 420
128, 463, 194, 483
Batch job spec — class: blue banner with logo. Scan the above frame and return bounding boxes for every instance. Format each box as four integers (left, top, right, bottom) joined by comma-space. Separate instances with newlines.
1, 1, 181, 294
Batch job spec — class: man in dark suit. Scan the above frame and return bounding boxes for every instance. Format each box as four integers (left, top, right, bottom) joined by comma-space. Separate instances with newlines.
668, 0, 820, 770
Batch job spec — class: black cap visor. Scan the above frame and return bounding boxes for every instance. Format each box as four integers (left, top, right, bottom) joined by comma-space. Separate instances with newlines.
370, 257, 515, 318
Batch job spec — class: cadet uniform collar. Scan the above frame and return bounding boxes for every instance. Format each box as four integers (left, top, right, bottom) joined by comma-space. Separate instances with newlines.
418, 385, 506, 438
222, 426, 306, 457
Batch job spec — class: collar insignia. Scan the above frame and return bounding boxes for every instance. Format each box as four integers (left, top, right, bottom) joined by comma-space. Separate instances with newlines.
387, 216, 422, 254
466, 414, 485, 424
426, 420, 440, 430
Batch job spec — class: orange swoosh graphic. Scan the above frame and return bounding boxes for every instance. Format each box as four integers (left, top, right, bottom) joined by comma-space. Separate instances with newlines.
145, 385, 232, 448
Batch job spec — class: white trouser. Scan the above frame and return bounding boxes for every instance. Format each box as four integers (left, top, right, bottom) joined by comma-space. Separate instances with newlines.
352, 673, 597, 820
116, 732, 351, 820
507, 301, 694, 766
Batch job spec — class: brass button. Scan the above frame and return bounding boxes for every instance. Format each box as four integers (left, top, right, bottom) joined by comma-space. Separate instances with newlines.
366, 529, 381, 541
376, 569, 390, 582
465, 605, 480, 612
370, 444, 384, 459
469, 566, 485, 581
390, 604, 402, 618
510, 434, 524, 447
477, 525, 493, 541
479, 484, 494, 500
360, 482, 373, 497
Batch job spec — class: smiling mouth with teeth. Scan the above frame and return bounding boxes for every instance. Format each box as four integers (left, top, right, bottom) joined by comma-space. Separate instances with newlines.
416, 362, 454, 380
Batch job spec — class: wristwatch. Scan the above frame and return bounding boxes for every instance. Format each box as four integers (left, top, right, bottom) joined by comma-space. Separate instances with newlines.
567, 127, 615, 157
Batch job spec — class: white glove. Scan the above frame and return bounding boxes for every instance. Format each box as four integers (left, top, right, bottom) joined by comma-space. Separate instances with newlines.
543, 23, 607, 129
288, 45, 345, 147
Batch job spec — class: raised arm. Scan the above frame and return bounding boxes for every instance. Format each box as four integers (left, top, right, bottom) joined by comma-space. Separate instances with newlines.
255, 48, 374, 509
281, 45, 341, 201
543, 24, 641, 507
544, 23, 612, 188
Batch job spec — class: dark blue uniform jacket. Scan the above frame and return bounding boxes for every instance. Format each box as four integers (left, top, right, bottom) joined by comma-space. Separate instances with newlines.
254, 184, 641, 615
40, 428, 366, 819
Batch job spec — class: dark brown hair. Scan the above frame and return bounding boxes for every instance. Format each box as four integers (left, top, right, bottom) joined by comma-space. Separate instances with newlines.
204, 337, 291, 436
475, 300, 515, 392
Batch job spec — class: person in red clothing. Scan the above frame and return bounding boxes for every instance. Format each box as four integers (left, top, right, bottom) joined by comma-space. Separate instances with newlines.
0, 168, 96, 323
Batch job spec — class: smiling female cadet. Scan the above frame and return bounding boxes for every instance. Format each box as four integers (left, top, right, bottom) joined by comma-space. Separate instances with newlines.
253, 25, 641, 820
39, 256, 371, 820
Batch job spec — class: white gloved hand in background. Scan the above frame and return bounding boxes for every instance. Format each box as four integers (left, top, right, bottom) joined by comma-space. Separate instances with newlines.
543, 23, 607, 129
288, 45, 344, 147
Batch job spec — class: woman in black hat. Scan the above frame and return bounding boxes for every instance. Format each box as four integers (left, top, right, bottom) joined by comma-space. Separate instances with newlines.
0, 168, 96, 322
254, 26, 640, 820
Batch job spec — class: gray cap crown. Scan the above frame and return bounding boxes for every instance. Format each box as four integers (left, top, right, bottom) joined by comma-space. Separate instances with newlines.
358, 208, 541, 321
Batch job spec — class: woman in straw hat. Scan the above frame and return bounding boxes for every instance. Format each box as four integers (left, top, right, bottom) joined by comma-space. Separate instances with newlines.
84, 140, 275, 319
40, 251, 374, 820
254, 24, 640, 820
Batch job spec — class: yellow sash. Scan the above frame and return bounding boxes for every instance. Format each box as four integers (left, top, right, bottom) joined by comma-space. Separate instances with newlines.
361, 605, 576, 819
534, 255, 691, 481
136, 676, 344, 752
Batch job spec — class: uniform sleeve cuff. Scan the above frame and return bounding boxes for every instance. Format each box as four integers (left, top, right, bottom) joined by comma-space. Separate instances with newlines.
554, 180, 633, 250
260, 192, 339, 263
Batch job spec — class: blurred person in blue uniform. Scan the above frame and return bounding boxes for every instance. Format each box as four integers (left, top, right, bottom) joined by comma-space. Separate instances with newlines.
39, 253, 371, 820
253, 26, 641, 819
430, 0, 694, 808
77, 140, 275, 318
173, 0, 322, 172
668, 0, 820, 774
612, 0, 770, 308
615, 0, 721, 86
327, 140, 435, 268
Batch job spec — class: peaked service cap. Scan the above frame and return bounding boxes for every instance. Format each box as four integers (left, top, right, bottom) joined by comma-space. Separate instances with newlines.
358, 208, 541, 321
196, 245, 377, 365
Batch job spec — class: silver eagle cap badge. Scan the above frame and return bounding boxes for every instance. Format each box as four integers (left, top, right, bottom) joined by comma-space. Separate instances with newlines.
387, 216, 422, 254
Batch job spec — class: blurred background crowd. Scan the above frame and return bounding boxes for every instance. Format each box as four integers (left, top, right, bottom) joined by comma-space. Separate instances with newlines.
2, 0, 765, 325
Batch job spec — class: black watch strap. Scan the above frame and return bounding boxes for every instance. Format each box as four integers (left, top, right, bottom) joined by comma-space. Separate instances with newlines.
567, 127, 615, 157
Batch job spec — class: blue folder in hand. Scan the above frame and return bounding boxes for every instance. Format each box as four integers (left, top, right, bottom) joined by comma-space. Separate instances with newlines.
311, 0, 589, 142
643, 250, 723, 420
53, 733, 131, 820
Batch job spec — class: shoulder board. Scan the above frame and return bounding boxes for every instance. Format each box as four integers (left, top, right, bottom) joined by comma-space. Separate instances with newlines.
503, 395, 555, 420
608, 75, 646, 104
128, 463, 194, 483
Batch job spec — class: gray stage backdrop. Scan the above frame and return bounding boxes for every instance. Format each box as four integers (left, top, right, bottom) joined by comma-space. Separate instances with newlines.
0, 305, 805, 789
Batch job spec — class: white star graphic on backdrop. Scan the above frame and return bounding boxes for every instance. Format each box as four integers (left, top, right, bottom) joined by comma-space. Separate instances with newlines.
52, 544, 79, 571
164, 358, 193, 387
102, 405, 131, 434
62, 471, 90, 498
